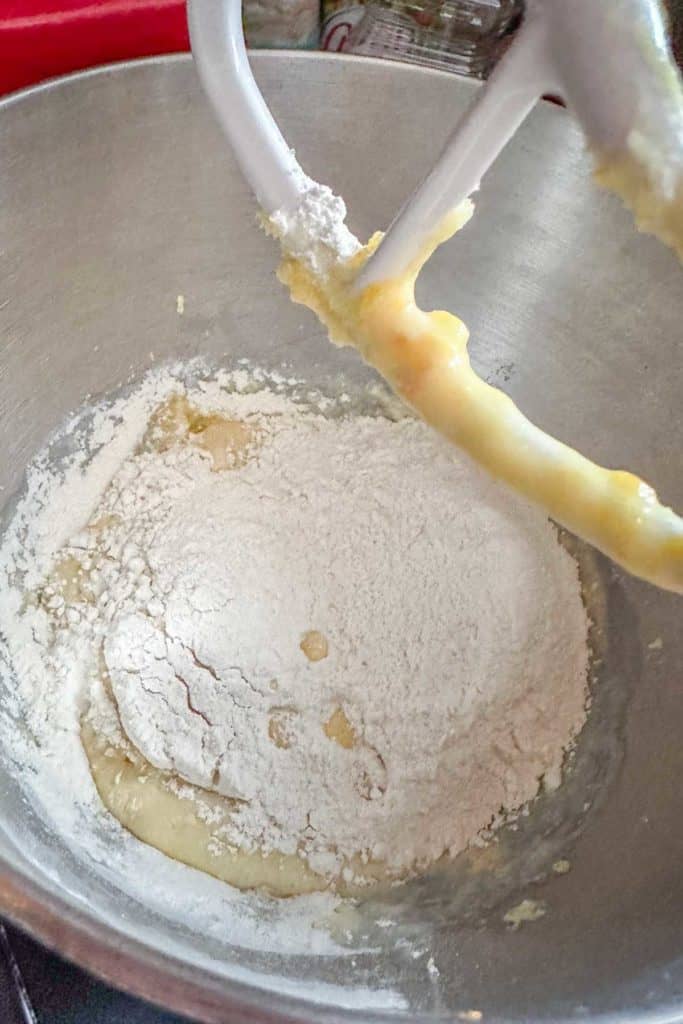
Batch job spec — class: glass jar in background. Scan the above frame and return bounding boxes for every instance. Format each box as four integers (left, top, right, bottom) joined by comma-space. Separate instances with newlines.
322, 0, 368, 50
327, 0, 522, 77
244, 0, 321, 48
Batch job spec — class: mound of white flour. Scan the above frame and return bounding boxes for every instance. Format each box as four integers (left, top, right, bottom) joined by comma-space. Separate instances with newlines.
0, 366, 589, 894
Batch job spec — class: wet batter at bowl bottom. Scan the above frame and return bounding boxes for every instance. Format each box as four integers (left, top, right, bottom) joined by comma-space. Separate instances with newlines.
2, 371, 589, 896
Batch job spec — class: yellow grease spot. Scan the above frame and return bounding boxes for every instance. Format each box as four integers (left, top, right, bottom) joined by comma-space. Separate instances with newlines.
300, 629, 329, 662
268, 708, 296, 750
53, 555, 91, 604
552, 858, 571, 875
503, 898, 547, 930
142, 394, 258, 471
192, 417, 254, 472
323, 706, 356, 749
143, 393, 192, 451
88, 514, 121, 534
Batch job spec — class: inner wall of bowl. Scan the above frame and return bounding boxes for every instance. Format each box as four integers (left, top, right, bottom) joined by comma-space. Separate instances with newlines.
0, 54, 682, 1022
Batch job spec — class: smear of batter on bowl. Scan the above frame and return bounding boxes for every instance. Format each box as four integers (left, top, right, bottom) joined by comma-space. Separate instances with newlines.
0, 368, 589, 896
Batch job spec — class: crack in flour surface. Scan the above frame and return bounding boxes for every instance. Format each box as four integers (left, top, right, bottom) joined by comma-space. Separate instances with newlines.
0, 365, 589, 907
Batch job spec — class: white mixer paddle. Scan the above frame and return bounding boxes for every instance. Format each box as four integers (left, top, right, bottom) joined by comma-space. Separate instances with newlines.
188, 0, 683, 595
188, 0, 683, 285
187, 0, 308, 217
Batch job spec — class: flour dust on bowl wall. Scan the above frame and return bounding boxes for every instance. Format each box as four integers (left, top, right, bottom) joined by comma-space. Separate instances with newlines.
0, 54, 681, 1024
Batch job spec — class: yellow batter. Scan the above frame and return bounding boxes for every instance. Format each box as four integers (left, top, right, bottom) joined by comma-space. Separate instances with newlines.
275, 201, 683, 594
55, 398, 392, 897
596, 155, 683, 262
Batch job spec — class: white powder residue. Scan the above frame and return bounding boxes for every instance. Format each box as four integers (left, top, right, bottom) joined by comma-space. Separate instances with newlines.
426, 956, 439, 977
0, 367, 348, 962
269, 171, 361, 278
0, 365, 589, 898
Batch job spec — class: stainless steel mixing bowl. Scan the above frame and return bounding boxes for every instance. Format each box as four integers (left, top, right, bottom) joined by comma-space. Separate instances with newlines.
0, 52, 681, 1024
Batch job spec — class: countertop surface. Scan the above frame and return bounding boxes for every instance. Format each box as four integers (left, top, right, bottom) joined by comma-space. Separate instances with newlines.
0, 921, 191, 1024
